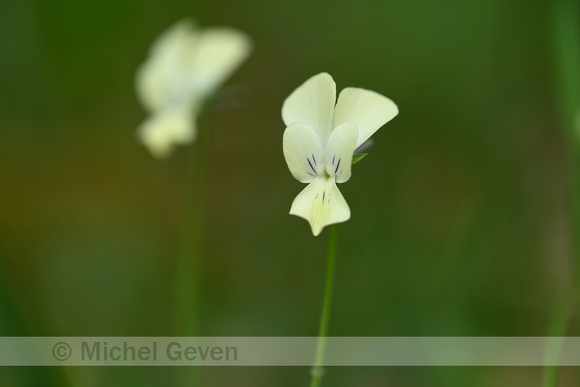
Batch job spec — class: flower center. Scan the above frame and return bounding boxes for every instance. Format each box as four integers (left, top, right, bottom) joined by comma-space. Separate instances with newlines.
328, 155, 341, 177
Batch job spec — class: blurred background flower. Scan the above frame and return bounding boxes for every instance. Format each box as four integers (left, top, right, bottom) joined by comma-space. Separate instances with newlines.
136, 19, 252, 158
0, 0, 577, 386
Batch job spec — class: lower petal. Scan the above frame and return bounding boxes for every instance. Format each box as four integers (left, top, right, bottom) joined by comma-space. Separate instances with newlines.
289, 176, 350, 236
138, 107, 196, 158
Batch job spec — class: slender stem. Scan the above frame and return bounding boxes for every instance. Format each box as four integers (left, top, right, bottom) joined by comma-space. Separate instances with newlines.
0, 257, 74, 387
551, 0, 580, 275
173, 113, 212, 386
542, 293, 575, 387
174, 114, 211, 336
310, 224, 339, 387
544, 0, 580, 385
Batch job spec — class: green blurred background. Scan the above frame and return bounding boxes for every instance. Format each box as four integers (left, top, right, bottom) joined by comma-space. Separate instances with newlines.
1, 0, 578, 385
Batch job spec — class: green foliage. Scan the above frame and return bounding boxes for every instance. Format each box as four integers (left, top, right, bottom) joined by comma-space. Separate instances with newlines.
351, 153, 367, 164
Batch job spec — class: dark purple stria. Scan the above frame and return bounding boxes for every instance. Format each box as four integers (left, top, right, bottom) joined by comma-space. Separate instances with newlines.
322, 191, 326, 202
332, 155, 335, 165
335, 159, 341, 174
307, 158, 317, 174
312, 154, 317, 165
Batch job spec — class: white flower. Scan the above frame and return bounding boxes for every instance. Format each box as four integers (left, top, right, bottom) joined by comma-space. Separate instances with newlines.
282, 73, 398, 236
136, 19, 252, 158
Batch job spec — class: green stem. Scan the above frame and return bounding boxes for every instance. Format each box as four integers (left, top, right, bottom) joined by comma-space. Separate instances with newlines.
551, 0, 580, 272
542, 293, 575, 387
173, 113, 212, 385
0, 241, 74, 387
545, 0, 580, 385
310, 224, 339, 387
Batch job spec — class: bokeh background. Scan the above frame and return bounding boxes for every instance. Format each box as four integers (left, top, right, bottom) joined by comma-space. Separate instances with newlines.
1, 0, 578, 385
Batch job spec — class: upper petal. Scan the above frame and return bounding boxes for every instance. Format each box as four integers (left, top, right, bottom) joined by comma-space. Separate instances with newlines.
324, 123, 358, 183
289, 176, 350, 236
332, 87, 398, 148
137, 106, 196, 158
191, 27, 253, 97
283, 122, 324, 183
136, 20, 198, 112
148, 19, 196, 57
281, 73, 336, 143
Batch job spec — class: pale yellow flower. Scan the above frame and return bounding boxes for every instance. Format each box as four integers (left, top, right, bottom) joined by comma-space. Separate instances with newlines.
282, 73, 398, 235
136, 20, 252, 158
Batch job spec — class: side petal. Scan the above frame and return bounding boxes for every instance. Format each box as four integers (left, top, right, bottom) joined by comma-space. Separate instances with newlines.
332, 87, 398, 148
290, 176, 350, 236
281, 73, 336, 143
191, 27, 253, 97
283, 123, 324, 183
137, 106, 196, 158
324, 123, 358, 184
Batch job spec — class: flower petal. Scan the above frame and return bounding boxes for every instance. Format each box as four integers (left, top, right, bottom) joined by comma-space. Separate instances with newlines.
290, 176, 350, 236
283, 123, 324, 183
137, 107, 195, 158
135, 20, 198, 112
148, 19, 196, 56
191, 27, 253, 97
281, 73, 336, 143
332, 87, 398, 148
324, 123, 358, 183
